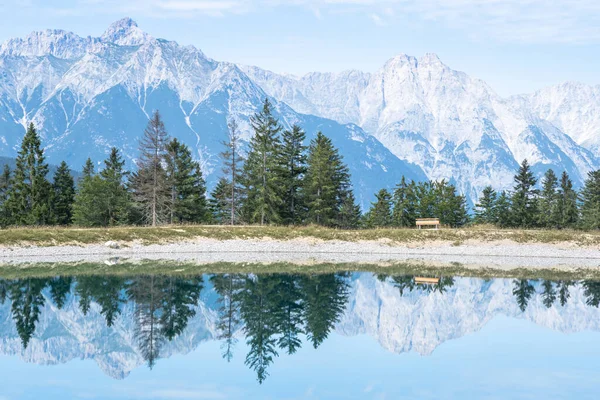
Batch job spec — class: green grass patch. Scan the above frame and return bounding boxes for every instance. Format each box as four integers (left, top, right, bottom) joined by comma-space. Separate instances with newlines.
1, 259, 599, 281
1, 224, 599, 247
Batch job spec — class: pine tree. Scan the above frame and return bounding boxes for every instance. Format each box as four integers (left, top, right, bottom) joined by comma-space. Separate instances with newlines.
52, 161, 75, 225
242, 99, 284, 225
303, 132, 351, 226
3, 123, 53, 225
165, 139, 209, 224
474, 186, 497, 224
365, 188, 392, 228
541, 280, 556, 308
538, 169, 559, 228
220, 118, 245, 225
0, 164, 11, 226
73, 159, 111, 227
130, 111, 170, 226
510, 159, 539, 228
100, 147, 130, 225
391, 177, 417, 227
337, 190, 362, 229
495, 190, 512, 228
210, 178, 232, 224
82, 158, 95, 179
278, 124, 307, 225
556, 171, 578, 228
580, 170, 600, 230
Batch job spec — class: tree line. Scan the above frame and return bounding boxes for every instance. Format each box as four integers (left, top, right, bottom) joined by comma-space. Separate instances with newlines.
0, 99, 599, 230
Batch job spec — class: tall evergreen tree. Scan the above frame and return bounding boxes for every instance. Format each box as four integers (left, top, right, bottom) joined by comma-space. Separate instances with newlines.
130, 111, 170, 226
100, 147, 130, 225
0, 164, 11, 226
52, 161, 75, 225
242, 99, 283, 225
49, 277, 73, 309
337, 190, 362, 229
556, 171, 578, 228
580, 170, 600, 230
82, 158, 95, 179
392, 177, 417, 227
495, 190, 512, 228
220, 118, 245, 225
73, 159, 111, 227
474, 186, 497, 224
165, 139, 209, 223
278, 125, 307, 224
209, 177, 232, 224
4, 123, 53, 225
303, 132, 351, 226
510, 159, 539, 228
538, 169, 559, 228
365, 188, 392, 227
160, 277, 203, 340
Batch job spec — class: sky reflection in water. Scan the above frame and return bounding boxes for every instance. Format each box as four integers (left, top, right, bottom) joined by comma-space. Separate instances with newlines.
0, 272, 599, 399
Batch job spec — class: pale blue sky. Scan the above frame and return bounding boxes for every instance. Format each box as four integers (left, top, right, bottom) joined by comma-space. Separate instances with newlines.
1, 0, 600, 96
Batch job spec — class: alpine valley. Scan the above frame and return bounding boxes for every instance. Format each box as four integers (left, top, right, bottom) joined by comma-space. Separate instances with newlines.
1, 18, 599, 206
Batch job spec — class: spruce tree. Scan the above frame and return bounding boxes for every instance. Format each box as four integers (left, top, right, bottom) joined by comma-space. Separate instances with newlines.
278, 124, 307, 225
474, 186, 497, 224
73, 172, 111, 227
337, 191, 362, 229
391, 177, 417, 227
220, 118, 245, 225
510, 159, 539, 228
0, 165, 11, 226
165, 139, 209, 224
495, 190, 512, 228
242, 99, 283, 225
365, 188, 392, 228
82, 158, 95, 179
556, 171, 578, 228
99, 147, 130, 225
303, 132, 351, 226
538, 169, 559, 228
210, 177, 232, 224
580, 170, 600, 230
130, 110, 170, 226
52, 161, 75, 225
4, 123, 53, 225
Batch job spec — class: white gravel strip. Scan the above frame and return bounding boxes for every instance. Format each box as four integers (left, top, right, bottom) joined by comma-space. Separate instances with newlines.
1, 239, 600, 270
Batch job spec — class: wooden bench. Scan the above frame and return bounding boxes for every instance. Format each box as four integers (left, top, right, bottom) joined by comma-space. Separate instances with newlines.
416, 218, 440, 230
415, 277, 440, 285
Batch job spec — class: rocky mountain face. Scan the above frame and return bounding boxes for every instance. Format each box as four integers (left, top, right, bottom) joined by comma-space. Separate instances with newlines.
0, 18, 424, 208
0, 273, 598, 379
0, 18, 598, 205
242, 55, 600, 202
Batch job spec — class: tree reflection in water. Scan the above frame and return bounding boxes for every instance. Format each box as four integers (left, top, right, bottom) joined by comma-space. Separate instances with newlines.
0, 272, 599, 383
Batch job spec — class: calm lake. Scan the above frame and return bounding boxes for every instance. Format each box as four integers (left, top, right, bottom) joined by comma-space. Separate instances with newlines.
0, 271, 599, 399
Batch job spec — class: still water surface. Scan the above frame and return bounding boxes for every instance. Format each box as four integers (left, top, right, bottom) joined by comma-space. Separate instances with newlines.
0, 272, 599, 399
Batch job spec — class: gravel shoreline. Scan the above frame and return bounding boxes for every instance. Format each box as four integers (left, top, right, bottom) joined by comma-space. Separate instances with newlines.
1, 238, 600, 270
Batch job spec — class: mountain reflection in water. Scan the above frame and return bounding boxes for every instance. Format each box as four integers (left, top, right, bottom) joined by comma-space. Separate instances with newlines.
0, 272, 600, 384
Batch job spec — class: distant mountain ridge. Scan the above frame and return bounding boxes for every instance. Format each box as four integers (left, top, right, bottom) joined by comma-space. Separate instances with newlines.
0, 18, 598, 205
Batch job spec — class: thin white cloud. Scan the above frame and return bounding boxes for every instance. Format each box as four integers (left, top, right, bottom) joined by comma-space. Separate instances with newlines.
11, 0, 600, 43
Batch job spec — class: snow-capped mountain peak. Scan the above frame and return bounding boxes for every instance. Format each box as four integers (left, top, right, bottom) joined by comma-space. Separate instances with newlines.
101, 17, 152, 46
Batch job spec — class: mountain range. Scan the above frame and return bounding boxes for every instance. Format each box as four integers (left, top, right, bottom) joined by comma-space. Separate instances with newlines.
0, 18, 598, 205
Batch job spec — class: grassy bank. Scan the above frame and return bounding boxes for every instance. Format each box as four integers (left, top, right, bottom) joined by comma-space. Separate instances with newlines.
0, 224, 599, 247
1, 259, 600, 281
